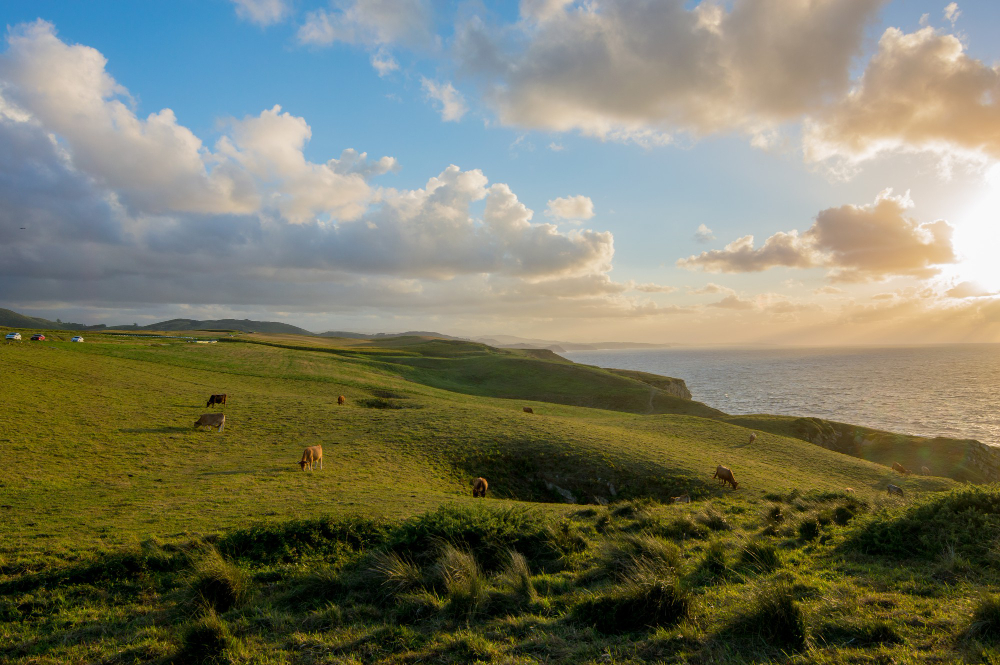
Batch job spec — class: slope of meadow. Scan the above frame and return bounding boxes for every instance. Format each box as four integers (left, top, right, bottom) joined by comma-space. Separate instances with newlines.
1, 333, 998, 664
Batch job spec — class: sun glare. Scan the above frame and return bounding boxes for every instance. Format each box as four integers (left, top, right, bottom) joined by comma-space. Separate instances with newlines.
952, 166, 1000, 293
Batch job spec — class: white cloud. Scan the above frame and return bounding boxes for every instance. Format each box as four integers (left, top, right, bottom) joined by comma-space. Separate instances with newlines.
694, 223, 715, 243
804, 25, 1000, 164
421, 78, 468, 122
678, 190, 956, 282
545, 195, 594, 220
548, 142, 565, 152
456, 0, 885, 143
297, 0, 433, 48
370, 48, 399, 76
944, 3, 961, 25
231, 0, 291, 26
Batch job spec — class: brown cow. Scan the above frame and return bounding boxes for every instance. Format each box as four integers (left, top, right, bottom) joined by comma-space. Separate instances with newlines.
671, 494, 691, 504
892, 462, 911, 475
523, 407, 533, 414
472, 477, 488, 498
712, 465, 738, 489
748, 432, 757, 444
887, 484, 904, 497
921, 466, 931, 476
299, 445, 323, 471
338, 395, 346, 405
194, 413, 225, 432
206, 394, 227, 408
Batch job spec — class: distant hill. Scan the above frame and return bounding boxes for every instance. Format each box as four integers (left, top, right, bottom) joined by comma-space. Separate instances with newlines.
474, 334, 673, 351
138, 318, 315, 335
318, 330, 467, 341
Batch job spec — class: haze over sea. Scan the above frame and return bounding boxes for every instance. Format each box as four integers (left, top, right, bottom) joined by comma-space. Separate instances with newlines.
562, 345, 1000, 447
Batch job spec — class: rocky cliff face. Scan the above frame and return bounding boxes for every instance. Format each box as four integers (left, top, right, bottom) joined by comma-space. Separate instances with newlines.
604, 368, 693, 400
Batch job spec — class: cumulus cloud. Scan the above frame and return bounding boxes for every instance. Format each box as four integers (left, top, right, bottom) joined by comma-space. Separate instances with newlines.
421, 78, 468, 121
804, 25, 1000, 163
545, 195, 594, 220
944, 3, 961, 25
297, 0, 433, 48
0, 21, 645, 322
455, 0, 884, 143
231, 0, 290, 26
678, 190, 956, 282
694, 223, 715, 243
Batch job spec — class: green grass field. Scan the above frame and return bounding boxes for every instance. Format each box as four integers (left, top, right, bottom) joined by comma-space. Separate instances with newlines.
1, 332, 998, 664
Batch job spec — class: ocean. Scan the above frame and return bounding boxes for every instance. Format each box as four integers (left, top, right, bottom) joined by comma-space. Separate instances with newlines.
561, 345, 1000, 446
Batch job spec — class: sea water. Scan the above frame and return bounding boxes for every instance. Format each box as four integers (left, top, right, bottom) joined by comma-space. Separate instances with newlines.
561, 345, 1000, 446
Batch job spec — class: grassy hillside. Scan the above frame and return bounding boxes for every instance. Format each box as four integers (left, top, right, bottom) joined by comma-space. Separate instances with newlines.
2, 334, 998, 664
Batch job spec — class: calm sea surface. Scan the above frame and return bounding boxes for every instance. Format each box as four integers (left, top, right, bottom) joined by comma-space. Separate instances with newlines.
561, 345, 1000, 446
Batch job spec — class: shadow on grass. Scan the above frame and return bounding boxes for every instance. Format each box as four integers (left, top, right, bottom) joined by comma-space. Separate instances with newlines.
120, 426, 192, 434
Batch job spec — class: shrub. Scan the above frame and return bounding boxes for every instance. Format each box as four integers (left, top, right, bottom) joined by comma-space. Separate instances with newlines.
359, 397, 403, 409
846, 486, 1000, 562
390, 505, 569, 572
188, 549, 250, 613
176, 610, 234, 664
969, 595, 1000, 642
724, 582, 806, 650
571, 579, 689, 633
217, 514, 391, 564
738, 540, 781, 574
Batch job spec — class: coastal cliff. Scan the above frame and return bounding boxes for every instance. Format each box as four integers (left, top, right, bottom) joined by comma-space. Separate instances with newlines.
602, 368, 693, 400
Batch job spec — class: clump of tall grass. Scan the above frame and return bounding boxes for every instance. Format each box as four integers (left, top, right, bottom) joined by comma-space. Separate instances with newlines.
969, 594, 1000, 642
697, 506, 730, 532
435, 545, 487, 616
176, 609, 237, 664
368, 550, 423, 595
571, 578, 690, 634
723, 582, 806, 650
503, 550, 537, 604
738, 540, 781, 574
187, 548, 251, 614
697, 539, 730, 580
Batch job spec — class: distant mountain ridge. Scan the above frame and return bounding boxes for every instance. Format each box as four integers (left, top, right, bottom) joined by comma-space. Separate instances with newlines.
0, 307, 669, 349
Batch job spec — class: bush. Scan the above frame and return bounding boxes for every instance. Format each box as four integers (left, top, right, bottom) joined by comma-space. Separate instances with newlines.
724, 582, 806, 650
389, 505, 570, 572
571, 579, 689, 633
359, 397, 403, 409
217, 514, 391, 564
969, 595, 1000, 642
847, 486, 1000, 562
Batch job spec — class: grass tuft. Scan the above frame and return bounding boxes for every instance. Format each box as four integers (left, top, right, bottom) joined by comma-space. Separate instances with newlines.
723, 582, 806, 650
969, 594, 1000, 642
571, 578, 689, 633
188, 548, 251, 614
176, 609, 236, 664
738, 540, 781, 574
369, 550, 423, 595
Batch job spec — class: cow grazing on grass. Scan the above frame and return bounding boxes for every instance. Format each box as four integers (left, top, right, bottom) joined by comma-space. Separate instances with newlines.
712, 465, 739, 490
672, 494, 691, 504
845, 487, 856, 493
206, 394, 227, 408
887, 484, 904, 497
194, 413, 225, 432
921, 466, 931, 476
748, 432, 757, 444
473, 477, 488, 498
892, 462, 911, 475
523, 407, 533, 414
338, 395, 346, 405
299, 446, 323, 471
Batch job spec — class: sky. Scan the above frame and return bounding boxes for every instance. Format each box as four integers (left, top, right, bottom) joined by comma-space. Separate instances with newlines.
1, 0, 1000, 345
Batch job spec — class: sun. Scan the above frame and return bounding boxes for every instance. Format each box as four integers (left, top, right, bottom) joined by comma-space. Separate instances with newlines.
951, 167, 1000, 293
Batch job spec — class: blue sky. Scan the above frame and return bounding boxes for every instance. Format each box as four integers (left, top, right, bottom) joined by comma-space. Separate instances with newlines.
2, 1, 1000, 343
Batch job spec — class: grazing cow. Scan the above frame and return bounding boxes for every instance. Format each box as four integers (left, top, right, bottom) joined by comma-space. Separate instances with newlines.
194, 413, 226, 432
672, 494, 691, 504
299, 445, 323, 471
337, 395, 346, 405
845, 487, 856, 493
891, 462, 911, 475
712, 465, 739, 490
921, 466, 931, 476
206, 394, 227, 408
748, 432, 757, 444
472, 477, 488, 498
887, 484, 904, 497
523, 407, 534, 414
